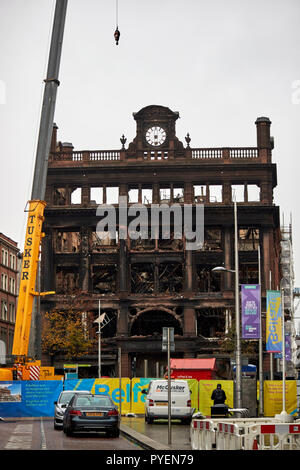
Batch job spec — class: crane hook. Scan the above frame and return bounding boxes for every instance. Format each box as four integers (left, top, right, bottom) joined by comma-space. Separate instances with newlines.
114, 27, 120, 45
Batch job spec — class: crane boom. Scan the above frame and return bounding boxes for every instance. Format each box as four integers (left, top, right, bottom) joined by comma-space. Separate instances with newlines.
12, 0, 68, 360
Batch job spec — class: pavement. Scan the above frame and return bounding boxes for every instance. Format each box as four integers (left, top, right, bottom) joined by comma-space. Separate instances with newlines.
120, 415, 192, 450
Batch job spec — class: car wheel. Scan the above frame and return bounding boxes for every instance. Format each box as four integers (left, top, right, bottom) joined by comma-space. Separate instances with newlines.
66, 424, 73, 437
147, 416, 154, 424
54, 422, 60, 430
181, 418, 192, 425
112, 428, 120, 438
107, 428, 120, 438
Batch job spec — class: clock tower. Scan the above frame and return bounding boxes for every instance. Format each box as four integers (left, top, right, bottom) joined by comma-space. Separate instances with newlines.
127, 105, 185, 156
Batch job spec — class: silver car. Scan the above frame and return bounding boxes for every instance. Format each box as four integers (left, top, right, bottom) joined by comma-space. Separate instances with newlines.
54, 390, 91, 430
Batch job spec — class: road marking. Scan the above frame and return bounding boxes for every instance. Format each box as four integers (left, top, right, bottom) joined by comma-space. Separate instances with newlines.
40, 418, 47, 450
5, 423, 33, 450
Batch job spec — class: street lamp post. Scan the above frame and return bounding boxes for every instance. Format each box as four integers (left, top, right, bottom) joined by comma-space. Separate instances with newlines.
233, 200, 242, 410
258, 246, 264, 416
212, 200, 242, 408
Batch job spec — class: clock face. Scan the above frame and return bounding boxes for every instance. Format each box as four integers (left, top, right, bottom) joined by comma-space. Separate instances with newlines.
145, 126, 167, 146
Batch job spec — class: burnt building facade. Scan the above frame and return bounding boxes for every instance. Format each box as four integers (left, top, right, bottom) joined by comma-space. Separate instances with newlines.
40, 105, 280, 377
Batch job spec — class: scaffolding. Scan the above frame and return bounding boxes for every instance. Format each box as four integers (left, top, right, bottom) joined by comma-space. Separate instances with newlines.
280, 217, 297, 377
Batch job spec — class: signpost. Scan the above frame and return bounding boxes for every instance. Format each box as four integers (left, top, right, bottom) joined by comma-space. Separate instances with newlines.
94, 300, 106, 378
162, 327, 174, 445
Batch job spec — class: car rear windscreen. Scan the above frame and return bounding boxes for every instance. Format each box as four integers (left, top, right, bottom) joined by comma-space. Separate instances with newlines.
75, 396, 112, 407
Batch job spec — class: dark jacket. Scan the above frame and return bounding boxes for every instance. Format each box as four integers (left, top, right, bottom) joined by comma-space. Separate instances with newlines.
211, 387, 226, 405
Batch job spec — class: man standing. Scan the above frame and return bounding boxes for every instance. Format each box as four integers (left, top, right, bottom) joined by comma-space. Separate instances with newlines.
211, 383, 226, 405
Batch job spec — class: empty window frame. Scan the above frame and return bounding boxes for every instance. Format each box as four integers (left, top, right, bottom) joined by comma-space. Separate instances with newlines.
90, 230, 118, 251
239, 263, 259, 284
130, 229, 155, 251
231, 184, 245, 202
128, 186, 139, 203
196, 308, 225, 338
209, 185, 222, 203
173, 187, 184, 203
202, 228, 222, 251
158, 231, 183, 251
71, 187, 82, 204
196, 265, 221, 292
54, 231, 81, 253
247, 184, 260, 202
90, 187, 104, 204
92, 265, 117, 294
232, 183, 261, 202
158, 263, 183, 293
53, 187, 68, 205
55, 266, 79, 294
142, 187, 153, 204
194, 185, 206, 203
159, 187, 171, 202
131, 263, 154, 294
106, 186, 119, 204
238, 228, 260, 251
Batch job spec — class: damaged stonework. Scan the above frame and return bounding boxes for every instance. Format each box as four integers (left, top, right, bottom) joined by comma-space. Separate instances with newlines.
90, 231, 118, 252
54, 230, 81, 253
92, 264, 117, 294
131, 263, 154, 294
56, 266, 79, 294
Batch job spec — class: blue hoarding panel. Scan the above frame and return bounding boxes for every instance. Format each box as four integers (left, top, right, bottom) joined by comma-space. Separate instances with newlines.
0, 380, 63, 417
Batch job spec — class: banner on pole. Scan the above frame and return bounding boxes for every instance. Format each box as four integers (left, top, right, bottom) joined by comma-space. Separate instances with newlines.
266, 290, 282, 353
275, 333, 291, 361
241, 284, 261, 339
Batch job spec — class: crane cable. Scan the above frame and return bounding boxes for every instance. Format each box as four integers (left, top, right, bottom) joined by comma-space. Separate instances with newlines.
114, 0, 120, 45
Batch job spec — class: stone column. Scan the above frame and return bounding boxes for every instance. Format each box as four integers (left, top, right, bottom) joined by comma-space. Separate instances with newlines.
262, 229, 271, 292
80, 227, 90, 291
184, 249, 193, 293
260, 182, 273, 205
223, 182, 232, 205
183, 307, 196, 336
153, 183, 160, 204
119, 239, 127, 293
117, 302, 129, 336
82, 185, 90, 206
184, 182, 193, 204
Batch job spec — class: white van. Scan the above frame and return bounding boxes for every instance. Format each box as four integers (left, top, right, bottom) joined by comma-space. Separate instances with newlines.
142, 379, 194, 424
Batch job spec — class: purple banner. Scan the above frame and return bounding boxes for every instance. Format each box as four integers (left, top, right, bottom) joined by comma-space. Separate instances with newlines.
241, 284, 261, 339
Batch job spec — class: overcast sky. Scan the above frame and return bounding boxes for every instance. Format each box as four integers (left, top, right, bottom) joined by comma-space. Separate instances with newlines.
1, 0, 300, 296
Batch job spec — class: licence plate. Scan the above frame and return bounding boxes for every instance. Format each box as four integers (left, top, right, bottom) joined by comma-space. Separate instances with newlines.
155, 402, 167, 406
85, 412, 103, 416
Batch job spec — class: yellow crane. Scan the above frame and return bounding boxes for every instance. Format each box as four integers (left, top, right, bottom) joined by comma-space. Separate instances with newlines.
0, 0, 121, 381
0, 0, 68, 380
